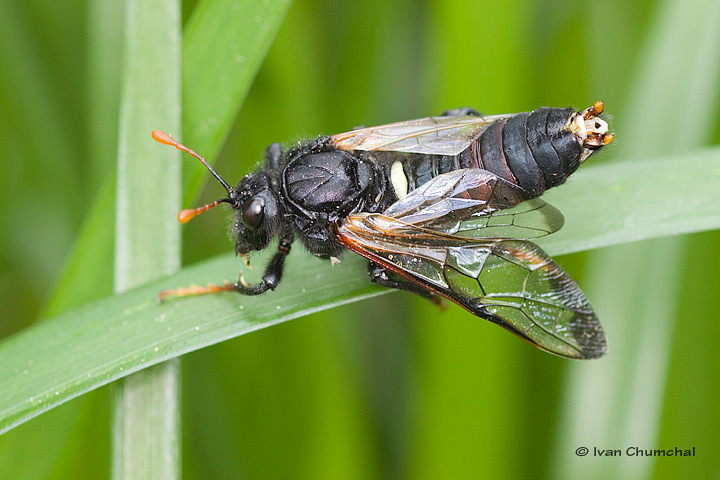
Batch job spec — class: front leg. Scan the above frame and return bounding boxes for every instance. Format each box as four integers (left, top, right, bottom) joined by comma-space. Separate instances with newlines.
235, 237, 292, 295
368, 262, 442, 305
158, 237, 292, 301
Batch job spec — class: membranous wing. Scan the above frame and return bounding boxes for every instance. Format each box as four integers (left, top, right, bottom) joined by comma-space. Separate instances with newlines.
335, 169, 606, 359
380, 168, 565, 240
331, 113, 510, 156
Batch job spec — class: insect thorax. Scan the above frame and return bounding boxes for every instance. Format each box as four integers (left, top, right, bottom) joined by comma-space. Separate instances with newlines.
281, 142, 386, 258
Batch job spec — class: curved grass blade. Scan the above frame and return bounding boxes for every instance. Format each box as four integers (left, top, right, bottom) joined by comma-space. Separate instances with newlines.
538, 147, 720, 255
1, 144, 720, 434
0, 251, 382, 435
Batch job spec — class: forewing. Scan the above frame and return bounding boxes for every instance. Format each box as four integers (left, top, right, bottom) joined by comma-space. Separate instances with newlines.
380, 168, 565, 241
330, 113, 509, 156
337, 215, 606, 359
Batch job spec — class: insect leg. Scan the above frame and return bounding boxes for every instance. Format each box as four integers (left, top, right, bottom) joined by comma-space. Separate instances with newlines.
235, 236, 292, 295
368, 262, 442, 305
157, 237, 293, 301
264, 142, 284, 170
441, 107, 482, 117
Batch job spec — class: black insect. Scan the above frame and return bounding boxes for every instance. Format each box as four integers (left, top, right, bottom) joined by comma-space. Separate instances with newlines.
154, 101, 613, 359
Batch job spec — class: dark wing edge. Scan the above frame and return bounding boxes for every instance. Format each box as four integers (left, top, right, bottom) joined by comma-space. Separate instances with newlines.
337, 217, 606, 359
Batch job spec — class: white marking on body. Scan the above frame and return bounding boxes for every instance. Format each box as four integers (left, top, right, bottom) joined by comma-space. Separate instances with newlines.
390, 161, 409, 199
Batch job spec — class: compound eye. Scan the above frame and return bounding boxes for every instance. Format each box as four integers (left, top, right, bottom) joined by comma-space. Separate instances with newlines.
241, 197, 265, 230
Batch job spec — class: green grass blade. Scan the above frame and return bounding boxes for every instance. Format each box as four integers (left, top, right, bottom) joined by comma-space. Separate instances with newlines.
44, 0, 292, 320
538, 147, 720, 255
111, 0, 182, 477
0, 251, 382, 434
1, 141, 719, 435
552, 0, 720, 478
4, 0, 720, 477
181, 0, 292, 200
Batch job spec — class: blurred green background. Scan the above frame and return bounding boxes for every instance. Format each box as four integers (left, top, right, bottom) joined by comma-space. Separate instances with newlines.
1, 0, 719, 478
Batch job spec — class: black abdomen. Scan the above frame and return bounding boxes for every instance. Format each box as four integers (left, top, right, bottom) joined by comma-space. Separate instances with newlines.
463, 107, 582, 197
365, 107, 585, 204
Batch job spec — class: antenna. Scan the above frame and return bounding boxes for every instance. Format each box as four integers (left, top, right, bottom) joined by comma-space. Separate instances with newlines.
177, 198, 235, 223
152, 130, 233, 193
152, 130, 236, 222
